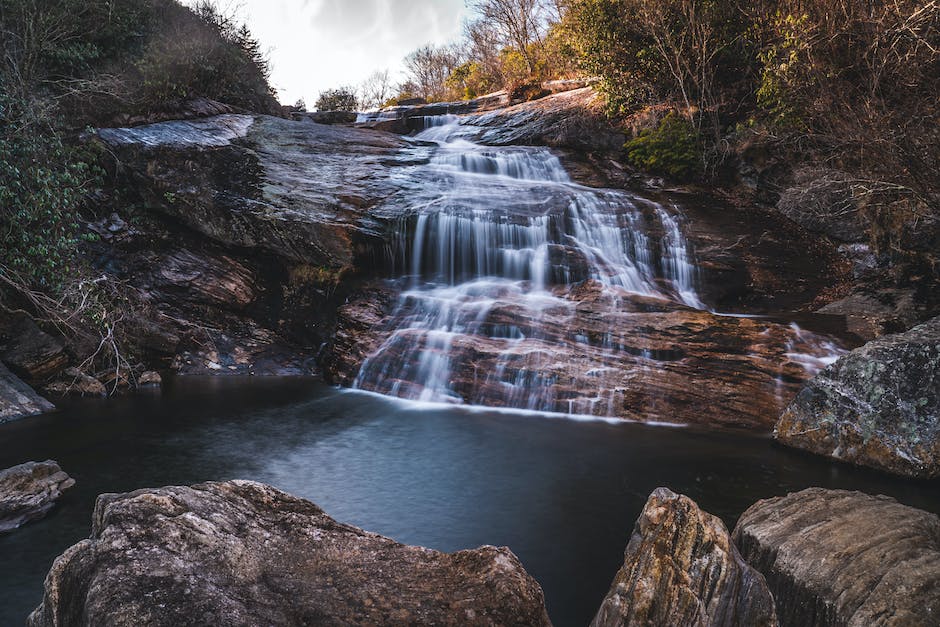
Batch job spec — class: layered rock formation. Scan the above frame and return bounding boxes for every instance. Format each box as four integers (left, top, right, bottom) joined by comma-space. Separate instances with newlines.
592, 488, 777, 627
29, 480, 551, 627
0, 363, 54, 422
734, 488, 940, 627
0, 461, 74, 532
334, 282, 842, 429
776, 315, 940, 478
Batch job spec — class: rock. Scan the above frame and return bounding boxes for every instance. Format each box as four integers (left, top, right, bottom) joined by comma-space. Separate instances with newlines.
0, 362, 55, 422
467, 88, 625, 153
775, 315, 940, 478
43, 367, 108, 397
29, 480, 552, 627
333, 282, 846, 429
0, 461, 75, 533
0, 313, 68, 382
138, 371, 161, 386
592, 488, 777, 627
733, 488, 940, 627
97, 114, 408, 270
292, 110, 358, 124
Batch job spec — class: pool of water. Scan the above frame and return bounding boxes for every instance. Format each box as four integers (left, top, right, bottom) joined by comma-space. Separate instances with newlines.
1, 377, 938, 626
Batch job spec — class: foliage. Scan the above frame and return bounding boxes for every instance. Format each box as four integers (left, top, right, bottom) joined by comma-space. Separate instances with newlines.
315, 87, 358, 112
624, 112, 702, 180
0, 90, 90, 290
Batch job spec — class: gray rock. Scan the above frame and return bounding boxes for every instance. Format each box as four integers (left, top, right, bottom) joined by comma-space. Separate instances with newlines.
0, 362, 54, 422
29, 480, 552, 627
733, 488, 940, 627
97, 114, 408, 270
775, 315, 940, 478
592, 488, 777, 627
0, 313, 68, 382
0, 461, 74, 533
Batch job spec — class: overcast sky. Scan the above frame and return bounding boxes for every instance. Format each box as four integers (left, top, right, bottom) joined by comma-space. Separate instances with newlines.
203, 0, 471, 105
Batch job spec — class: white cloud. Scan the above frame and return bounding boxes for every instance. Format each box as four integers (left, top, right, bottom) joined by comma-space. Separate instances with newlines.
205, 0, 470, 105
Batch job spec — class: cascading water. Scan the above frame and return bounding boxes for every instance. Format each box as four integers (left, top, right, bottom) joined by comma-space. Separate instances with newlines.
352, 114, 845, 418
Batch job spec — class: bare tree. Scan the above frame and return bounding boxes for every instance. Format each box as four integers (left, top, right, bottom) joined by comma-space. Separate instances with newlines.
357, 69, 393, 110
471, 0, 551, 73
404, 44, 463, 101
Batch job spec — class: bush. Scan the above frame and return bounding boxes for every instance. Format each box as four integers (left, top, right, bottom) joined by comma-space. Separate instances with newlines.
316, 88, 358, 112
624, 112, 702, 180
0, 93, 90, 290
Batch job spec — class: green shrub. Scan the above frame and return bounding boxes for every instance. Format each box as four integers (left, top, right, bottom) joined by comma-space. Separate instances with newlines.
0, 93, 90, 290
624, 112, 702, 180
315, 88, 358, 112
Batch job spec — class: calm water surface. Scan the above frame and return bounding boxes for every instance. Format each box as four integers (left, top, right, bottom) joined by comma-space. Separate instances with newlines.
1, 377, 938, 626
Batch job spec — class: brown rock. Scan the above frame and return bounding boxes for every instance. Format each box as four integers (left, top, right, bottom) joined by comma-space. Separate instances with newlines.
29, 480, 552, 627
733, 488, 940, 627
592, 488, 777, 627
0, 461, 75, 533
138, 371, 162, 386
43, 367, 107, 397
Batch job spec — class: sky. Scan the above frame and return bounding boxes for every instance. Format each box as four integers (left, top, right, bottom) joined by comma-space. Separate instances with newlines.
201, 0, 472, 105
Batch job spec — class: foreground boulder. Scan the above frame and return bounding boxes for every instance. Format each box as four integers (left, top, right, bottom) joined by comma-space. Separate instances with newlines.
734, 488, 940, 626
775, 315, 940, 478
0, 461, 74, 533
0, 362, 54, 422
592, 488, 776, 627
29, 480, 551, 627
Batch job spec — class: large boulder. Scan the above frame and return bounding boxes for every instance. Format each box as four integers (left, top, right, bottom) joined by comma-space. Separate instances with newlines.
592, 488, 777, 627
775, 315, 940, 478
97, 114, 408, 271
733, 488, 940, 627
0, 461, 74, 533
29, 480, 552, 627
0, 362, 54, 422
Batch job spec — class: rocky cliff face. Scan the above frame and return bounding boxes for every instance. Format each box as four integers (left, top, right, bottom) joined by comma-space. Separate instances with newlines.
29, 480, 552, 627
592, 488, 777, 627
733, 488, 940, 627
0, 461, 74, 532
776, 315, 940, 478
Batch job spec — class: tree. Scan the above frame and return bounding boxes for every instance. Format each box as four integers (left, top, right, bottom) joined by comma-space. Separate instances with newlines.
357, 69, 393, 110
315, 87, 358, 111
403, 44, 463, 101
471, 0, 552, 74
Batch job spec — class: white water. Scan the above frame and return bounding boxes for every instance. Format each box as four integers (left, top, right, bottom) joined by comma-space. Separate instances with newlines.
353, 115, 845, 414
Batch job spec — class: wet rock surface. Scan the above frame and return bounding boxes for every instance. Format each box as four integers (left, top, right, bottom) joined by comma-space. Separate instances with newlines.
333, 281, 843, 429
0, 362, 54, 422
466, 88, 625, 153
29, 480, 552, 627
733, 488, 940, 627
0, 461, 74, 533
592, 488, 776, 627
776, 315, 940, 478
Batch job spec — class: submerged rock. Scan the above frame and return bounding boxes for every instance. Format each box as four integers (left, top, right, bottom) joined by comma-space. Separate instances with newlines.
592, 488, 776, 627
0, 461, 74, 533
29, 480, 552, 627
733, 488, 940, 627
775, 315, 940, 478
0, 362, 54, 422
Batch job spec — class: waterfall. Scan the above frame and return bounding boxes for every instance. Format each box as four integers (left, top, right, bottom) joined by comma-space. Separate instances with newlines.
351, 115, 845, 416
353, 115, 714, 408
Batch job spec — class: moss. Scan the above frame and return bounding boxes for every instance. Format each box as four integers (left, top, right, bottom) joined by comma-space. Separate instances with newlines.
623, 112, 702, 181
